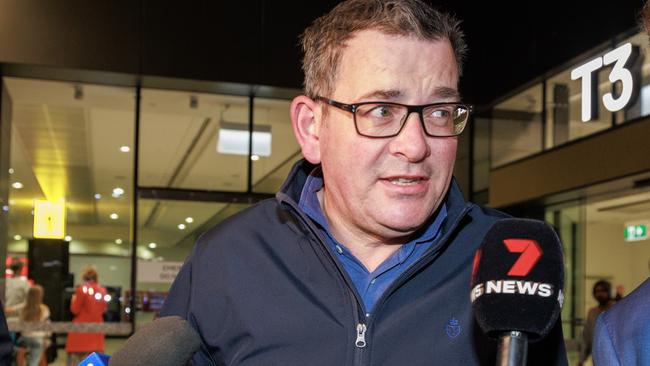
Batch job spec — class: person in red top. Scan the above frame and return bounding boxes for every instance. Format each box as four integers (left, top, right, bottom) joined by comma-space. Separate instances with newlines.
65, 265, 107, 365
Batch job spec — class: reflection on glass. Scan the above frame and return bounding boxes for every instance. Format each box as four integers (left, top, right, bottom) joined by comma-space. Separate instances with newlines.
2, 77, 135, 323
139, 89, 250, 191
491, 84, 543, 167
252, 98, 301, 193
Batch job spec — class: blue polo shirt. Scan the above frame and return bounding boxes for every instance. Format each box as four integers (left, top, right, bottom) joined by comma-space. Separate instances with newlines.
298, 169, 447, 315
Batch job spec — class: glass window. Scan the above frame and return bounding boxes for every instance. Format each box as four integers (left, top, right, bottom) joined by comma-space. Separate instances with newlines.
490, 83, 543, 167
472, 117, 491, 196
613, 31, 650, 125
545, 204, 584, 343
2, 77, 135, 324
545, 50, 613, 149
251, 98, 301, 193
139, 89, 250, 191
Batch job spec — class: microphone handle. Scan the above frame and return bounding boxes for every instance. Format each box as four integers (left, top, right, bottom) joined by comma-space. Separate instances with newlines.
496, 331, 528, 366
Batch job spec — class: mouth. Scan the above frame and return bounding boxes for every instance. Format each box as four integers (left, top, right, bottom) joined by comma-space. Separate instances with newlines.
383, 176, 428, 186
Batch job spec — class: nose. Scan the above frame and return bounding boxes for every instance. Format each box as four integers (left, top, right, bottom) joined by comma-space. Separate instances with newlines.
388, 111, 430, 162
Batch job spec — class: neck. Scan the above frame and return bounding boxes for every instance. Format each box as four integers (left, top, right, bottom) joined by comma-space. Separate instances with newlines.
318, 190, 405, 273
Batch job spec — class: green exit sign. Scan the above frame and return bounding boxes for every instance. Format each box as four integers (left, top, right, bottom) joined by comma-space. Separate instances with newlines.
625, 224, 647, 242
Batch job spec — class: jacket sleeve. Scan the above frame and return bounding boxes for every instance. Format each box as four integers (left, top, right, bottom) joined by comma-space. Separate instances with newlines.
160, 254, 193, 319
159, 249, 218, 365
592, 315, 621, 366
70, 286, 85, 315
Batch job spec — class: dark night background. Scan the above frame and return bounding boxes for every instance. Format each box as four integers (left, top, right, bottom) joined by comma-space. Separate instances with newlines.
0, 0, 645, 106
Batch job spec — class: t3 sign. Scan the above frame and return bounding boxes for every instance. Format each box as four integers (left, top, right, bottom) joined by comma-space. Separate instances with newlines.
570, 42, 640, 122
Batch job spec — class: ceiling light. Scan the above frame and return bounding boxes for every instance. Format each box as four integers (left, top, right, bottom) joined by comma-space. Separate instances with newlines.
94, 193, 102, 200
148, 242, 157, 249
178, 224, 186, 230
13, 235, 21, 241
112, 187, 125, 198
11, 182, 23, 189
110, 213, 119, 220
217, 122, 272, 156
120, 146, 130, 153
2, 206, 9, 212
115, 238, 123, 244
64, 235, 72, 242
8, 168, 14, 174
185, 217, 194, 223
251, 154, 260, 161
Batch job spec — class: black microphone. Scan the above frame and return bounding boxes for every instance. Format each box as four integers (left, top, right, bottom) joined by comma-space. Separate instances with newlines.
470, 218, 564, 366
110, 315, 202, 366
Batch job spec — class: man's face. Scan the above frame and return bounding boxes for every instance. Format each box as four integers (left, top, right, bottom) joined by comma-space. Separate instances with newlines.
317, 29, 460, 243
593, 285, 611, 305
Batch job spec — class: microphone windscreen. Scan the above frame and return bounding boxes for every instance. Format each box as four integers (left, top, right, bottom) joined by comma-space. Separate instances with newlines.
470, 218, 564, 341
110, 315, 202, 366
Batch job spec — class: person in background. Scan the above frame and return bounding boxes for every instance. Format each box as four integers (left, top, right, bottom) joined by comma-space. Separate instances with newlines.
4, 258, 30, 319
64, 266, 107, 366
578, 280, 615, 366
17, 285, 50, 366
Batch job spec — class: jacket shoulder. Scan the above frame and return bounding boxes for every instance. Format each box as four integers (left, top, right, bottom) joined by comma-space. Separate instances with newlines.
193, 198, 304, 254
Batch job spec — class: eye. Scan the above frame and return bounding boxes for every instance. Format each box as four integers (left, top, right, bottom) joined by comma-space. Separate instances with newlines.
368, 104, 395, 118
429, 107, 452, 119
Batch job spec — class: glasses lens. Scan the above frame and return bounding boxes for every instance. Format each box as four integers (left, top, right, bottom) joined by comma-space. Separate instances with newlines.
421, 104, 470, 136
354, 103, 406, 137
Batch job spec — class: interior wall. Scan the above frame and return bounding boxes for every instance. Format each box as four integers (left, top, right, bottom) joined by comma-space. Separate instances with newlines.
583, 221, 650, 312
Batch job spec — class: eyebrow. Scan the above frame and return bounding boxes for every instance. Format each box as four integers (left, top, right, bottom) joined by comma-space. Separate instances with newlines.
358, 89, 403, 101
357, 87, 461, 102
434, 87, 461, 101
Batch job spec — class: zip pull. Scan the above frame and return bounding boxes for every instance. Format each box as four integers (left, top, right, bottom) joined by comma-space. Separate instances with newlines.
355, 323, 367, 348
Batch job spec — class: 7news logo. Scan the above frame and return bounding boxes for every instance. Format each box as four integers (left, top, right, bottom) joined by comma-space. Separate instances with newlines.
471, 238, 554, 302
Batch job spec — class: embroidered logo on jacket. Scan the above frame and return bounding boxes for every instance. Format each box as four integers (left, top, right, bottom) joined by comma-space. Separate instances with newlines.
445, 317, 461, 338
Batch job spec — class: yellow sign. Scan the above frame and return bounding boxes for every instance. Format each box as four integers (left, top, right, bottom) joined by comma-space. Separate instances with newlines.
33, 199, 66, 239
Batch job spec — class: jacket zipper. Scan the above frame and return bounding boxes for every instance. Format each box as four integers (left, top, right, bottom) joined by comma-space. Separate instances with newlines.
280, 195, 472, 366
355, 323, 367, 348
280, 198, 369, 364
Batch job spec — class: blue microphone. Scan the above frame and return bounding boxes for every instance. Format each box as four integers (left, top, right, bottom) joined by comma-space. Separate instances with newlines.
77, 352, 110, 366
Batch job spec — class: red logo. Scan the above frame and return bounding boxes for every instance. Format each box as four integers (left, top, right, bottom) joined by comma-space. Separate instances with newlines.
503, 239, 543, 276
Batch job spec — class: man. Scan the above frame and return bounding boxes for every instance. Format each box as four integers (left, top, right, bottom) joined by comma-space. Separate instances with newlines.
161, 0, 568, 364
578, 280, 615, 366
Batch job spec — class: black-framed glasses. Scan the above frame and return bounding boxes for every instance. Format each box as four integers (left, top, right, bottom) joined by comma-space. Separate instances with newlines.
316, 96, 472, 138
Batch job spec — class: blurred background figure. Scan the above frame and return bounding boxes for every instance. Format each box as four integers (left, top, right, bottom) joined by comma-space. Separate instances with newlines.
4, 257, 30, 319
64, 265, 107, 366
16, 285, 50, 366
578, 280, 616, 366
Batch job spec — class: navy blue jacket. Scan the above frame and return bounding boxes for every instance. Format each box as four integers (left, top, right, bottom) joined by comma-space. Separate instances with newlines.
161, 160, 568, 365
593, 278, 650, 366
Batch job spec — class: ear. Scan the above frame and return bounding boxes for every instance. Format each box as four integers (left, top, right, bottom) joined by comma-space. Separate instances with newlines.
290, 95, 322, 164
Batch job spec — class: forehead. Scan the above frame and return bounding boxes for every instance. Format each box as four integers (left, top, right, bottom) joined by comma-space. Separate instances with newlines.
333, 29, 459, 101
